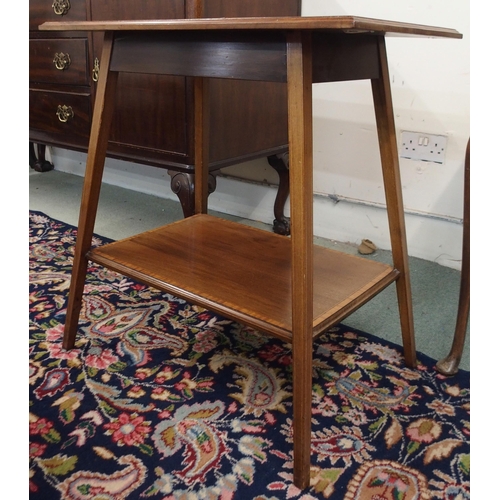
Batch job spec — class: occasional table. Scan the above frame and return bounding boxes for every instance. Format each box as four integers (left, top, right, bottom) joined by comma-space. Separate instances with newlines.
40, 16, 462, 488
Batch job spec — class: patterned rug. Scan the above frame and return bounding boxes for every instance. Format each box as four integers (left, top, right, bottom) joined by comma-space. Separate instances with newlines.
29, 210, 470, 500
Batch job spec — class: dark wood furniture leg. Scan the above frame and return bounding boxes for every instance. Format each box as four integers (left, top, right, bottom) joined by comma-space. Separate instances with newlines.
193, 76, 210, 214
371, 37, 417, 368
63, 32, 118, 350
267, 153, 291, 235
29, 142, 54, 172
29, 142, 38, 169
287, 30, 314, 490
168, 170, 218, 218
436, 139, 470, 375
169, 154, 291, 233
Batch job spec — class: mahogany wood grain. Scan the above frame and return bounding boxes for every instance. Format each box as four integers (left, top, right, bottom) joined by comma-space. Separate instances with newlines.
89, 0, 185, 22
311, 32, 380, 83
29, 38, 89, 85
88, 214, 398, 341
108, 31, 385, 84
29, 0, 87, 31
109, 31, 287, 82
40, 17, 462, 38
202, 0, 300, 18
63, 32, 118, 349
29, 89, 92, 148
207, 81, 288, 164
185, 0, 204, 19
186, 0, 301, 19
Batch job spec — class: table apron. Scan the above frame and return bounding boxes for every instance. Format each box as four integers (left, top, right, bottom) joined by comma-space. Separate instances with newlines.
109, 31, 381, 83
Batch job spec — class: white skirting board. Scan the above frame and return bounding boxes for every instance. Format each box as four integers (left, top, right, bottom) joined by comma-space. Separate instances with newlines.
50, 147, 463, 271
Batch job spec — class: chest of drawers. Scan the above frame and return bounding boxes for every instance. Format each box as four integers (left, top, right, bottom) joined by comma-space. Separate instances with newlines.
29, 0, 91, 154
29, 0, 300, 228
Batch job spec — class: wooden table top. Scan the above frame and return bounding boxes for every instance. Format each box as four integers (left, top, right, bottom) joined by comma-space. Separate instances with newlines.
39, 16, 462, 39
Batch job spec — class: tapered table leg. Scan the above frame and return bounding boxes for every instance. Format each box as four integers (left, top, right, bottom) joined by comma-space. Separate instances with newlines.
371, 37, 417, 368
287, 31, 314, 490
63, 32, 119, 350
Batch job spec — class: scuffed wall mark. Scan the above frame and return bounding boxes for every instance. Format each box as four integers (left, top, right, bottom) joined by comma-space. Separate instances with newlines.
365, 214, 379, 229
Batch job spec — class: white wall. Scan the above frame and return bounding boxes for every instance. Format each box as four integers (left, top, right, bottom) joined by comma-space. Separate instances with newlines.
50, 0, 469, 270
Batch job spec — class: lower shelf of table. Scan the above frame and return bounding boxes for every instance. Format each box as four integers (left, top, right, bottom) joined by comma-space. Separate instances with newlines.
88, 214, 398, 342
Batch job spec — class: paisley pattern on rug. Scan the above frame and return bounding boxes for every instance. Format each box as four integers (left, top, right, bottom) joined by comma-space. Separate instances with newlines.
29, 211, 470, 499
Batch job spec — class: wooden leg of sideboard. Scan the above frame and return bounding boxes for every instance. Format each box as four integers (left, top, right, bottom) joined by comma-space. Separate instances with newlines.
63, 33, 119, 350
371, 36, 417, 368
267, 153, 291, 236
193, 76, 209, 215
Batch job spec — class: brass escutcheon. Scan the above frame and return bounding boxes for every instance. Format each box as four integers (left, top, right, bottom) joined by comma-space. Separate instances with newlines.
53, 52, 71, 70
52, 0, 71, 16
92, 58, 100, 82
56, 105, 74, 123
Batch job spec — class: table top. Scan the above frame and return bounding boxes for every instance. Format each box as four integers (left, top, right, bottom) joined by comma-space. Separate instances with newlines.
39, 15, 462, 39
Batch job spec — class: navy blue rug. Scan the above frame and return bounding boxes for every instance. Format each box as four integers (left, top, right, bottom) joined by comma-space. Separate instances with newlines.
29, 210, 470, 499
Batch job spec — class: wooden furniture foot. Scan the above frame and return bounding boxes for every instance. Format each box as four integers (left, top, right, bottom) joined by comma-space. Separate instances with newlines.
436, 139, 470, 376
267, 153, 291, 235
29, 142, 54, 172
168, 170, 218, 218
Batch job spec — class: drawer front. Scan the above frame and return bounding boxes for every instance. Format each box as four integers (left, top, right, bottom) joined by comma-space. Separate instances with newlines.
203, 0, 301, 17
29, 0, 87, 31
89, 0, 185, 21
29, 89, 91, 148
30, 38, 89, 85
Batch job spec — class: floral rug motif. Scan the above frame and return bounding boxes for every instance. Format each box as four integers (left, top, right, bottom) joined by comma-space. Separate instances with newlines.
29, 211, 470, 499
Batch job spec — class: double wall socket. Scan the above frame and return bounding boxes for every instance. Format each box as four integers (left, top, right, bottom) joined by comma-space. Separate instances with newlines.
400, 131, 447, 164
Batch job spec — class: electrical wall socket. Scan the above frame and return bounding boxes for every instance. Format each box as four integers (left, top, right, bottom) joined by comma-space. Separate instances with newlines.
400, 131, 447, 163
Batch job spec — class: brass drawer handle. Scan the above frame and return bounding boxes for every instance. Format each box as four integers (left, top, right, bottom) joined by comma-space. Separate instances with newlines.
52, 0, 71, 16
92, 58, 100, 82
56, 105, 74, 123
53, 52, 71, 71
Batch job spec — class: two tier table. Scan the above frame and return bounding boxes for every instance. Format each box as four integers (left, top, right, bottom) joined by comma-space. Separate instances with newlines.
40, 16, 462, 488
